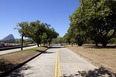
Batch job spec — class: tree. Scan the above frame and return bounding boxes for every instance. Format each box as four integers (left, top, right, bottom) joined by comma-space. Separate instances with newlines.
41, 33, 48, 46
16, 22, 28, 50
57, 37, 64, 44
63, 33, 71, 45
16, 20, 59, 47
46, 28, 59, 45
86, 0, 116, 47
68, 0, 116, 47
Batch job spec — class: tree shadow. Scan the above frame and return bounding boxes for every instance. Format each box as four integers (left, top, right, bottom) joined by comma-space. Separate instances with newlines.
49, 46, 65, 49
42, 46, 49, 48
0, 59, 16, 74
35, 50, 44, 53
0, 59, 19, 77
83, 67, 116, 77
35, 50, 54, 54
7, 65, 32, 77
0, 59, 34, 77
63, 67, 116, 77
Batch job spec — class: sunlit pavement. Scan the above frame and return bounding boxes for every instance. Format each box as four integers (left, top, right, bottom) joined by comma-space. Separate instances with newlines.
7, 45, 113, 77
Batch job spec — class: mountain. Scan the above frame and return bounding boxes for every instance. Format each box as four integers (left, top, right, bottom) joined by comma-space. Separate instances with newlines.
2, 34, 32, 41
2, 34, 15, 41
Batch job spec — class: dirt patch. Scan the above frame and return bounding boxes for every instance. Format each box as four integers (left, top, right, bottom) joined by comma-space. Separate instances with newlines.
65, 44, 116, 74
0, 47, 47, 74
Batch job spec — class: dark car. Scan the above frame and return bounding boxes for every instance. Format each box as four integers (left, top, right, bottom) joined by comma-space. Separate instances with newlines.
0, 42, 5, 47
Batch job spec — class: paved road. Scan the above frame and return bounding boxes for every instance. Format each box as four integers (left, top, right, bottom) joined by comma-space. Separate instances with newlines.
0, 45, 37, 55
7, 45, 112, 77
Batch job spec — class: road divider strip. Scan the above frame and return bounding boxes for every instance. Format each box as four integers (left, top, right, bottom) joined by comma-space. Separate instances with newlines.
58, 49, 61, 77
55, 49, 61, 77
55, 49, 58, 77
76, 65, 86, 77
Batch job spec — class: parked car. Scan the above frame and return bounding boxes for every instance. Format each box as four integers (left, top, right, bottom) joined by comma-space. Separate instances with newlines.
0, 42, 5, 47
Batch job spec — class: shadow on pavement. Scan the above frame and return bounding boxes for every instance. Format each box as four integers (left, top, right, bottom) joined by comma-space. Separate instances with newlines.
49, 46, 65, 49
7, 65, 32, 77
35, 50, 45, 53
63, 67, 116, 77
35, 50, 54, 54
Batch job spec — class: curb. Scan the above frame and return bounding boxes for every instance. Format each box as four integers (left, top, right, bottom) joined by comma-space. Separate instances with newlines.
0, 48, 48, 77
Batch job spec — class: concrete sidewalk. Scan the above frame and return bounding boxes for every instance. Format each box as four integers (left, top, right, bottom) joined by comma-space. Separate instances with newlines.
0, 45, 37, 55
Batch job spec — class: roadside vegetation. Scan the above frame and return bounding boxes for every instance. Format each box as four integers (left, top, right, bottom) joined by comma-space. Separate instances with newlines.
16, 20, 59, 47
57, 0, 116, 47
0, 46, 47, 74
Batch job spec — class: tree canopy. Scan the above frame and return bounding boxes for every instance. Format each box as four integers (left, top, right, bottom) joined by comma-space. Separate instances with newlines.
64, 0, 116, 47
16, 20, 59, 46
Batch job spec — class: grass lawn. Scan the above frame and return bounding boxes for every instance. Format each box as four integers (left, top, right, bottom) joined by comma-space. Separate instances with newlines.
0, 46, 47, 74
65, 44, 116, 74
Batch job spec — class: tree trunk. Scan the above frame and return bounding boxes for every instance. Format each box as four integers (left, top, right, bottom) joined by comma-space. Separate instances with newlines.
102, 43, 107, 47
43, 43, 45, 46
71, 43, 73, 47
21, 33, 23, 50
68, 41, 70, 45
78, 42, 83, 46
48, 42, 50, 47
37, 44, 39, 47
95, 42, 98, 47
78, 43, 83, 46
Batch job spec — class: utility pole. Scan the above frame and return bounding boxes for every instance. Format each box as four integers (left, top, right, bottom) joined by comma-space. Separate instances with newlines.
21, 32, 24, 50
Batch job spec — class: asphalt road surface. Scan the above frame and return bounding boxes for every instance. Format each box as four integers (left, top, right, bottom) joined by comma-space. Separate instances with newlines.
7, 45, 112, 77
0, 45, 37, 55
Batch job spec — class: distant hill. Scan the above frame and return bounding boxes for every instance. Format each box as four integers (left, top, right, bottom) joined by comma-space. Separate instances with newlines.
2, 34, 15, 41
2, 34, 32, 41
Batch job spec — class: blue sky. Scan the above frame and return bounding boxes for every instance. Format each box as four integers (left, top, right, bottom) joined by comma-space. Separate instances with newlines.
0, 0, 80, 40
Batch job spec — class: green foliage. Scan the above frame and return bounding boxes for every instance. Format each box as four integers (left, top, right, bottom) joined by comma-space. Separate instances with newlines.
110, 37, 116, 43
24, 40, 35, 45
57, 37, 64, 43
66, 0, 116, 47
16, 20, 58, 46
19, 38, 22, 44
41, 33, 48, 45
46, 28, 59, 44
63, 33, 71, 44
